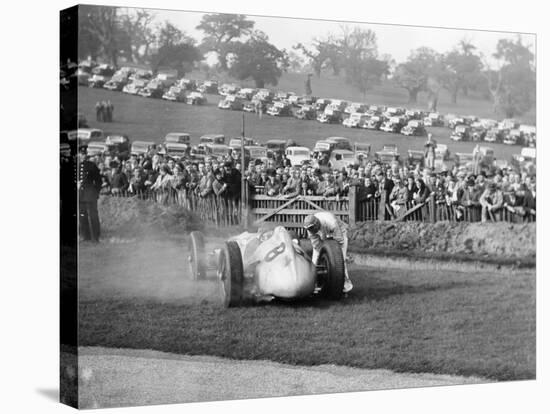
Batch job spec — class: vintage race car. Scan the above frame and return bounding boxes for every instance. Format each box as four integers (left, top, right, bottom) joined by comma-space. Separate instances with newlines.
188, 227, 345, 307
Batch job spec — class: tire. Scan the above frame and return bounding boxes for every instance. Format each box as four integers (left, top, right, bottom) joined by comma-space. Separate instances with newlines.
188, 231, 206, 281
316, 240, 345, 300
218, 241, 244, 308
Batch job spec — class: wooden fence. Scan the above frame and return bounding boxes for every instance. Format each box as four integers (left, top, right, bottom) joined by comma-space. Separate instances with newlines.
106, 183, 534, 230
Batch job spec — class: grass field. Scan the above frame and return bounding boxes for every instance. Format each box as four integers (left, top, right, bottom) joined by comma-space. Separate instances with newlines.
78, 239, 535, 381
78, 84, 527, 163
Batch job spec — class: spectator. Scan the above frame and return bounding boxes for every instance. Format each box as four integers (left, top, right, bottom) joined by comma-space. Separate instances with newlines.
110, 164, 128, 195
405, 175, 417, 202
264, 169, 282, 196
456, 177, 481, 220
389, 175, 409, 216
480, 182, 504, 222
413, 178, 431, 204
222, 161, 242, 200
212, 168, 227, 197
282, 168, 301, 198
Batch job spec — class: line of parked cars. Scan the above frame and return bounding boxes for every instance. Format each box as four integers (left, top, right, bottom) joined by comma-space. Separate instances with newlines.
62, 124, 536, 177
77, 60, 536, 149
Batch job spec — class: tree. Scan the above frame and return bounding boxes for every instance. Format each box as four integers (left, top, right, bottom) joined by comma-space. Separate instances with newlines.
348, 57, 389, 99
196, 14, 255, 70
441, 40, 483, 104
293, 39, 333, 78
79, 5, 121, 65
228, 32, 288, 88
483, 37, 535, 118
118, 8, 156, 63
150, 22, 202, 77
393, 47, 441, 104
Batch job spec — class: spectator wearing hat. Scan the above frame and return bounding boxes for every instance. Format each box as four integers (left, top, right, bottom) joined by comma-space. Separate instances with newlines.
424, 133, 436, 170
76, 145, 102, 242
456, 177, 481, 220
389, 175, 409, 216
480, 182, 504, 222
128, 168, 145, 195
282, 168, 302, 198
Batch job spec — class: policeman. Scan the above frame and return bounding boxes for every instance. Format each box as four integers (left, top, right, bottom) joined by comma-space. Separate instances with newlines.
303, 212, 353, 293
76, 145, 102, 242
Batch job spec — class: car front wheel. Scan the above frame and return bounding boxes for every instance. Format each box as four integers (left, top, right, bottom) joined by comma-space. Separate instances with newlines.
315, 240, 345, 300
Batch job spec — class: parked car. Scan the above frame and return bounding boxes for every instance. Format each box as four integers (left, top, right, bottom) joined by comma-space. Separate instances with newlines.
103, 74, 129, 91
197, 80, 219, 94
219, 83, 240, 96
265, 139, 287, 160
314, 98, 330, 112
406, 150, 425, 167
383, 107, 405, 118
88, 64, 115, 88
177, 78, 196, 91
245, 145, 269, 164
130, 140, 157, 156
205, 143, 233, 160
375, 145, 400, 163
344, 102, 368, 116
325, 136, 353, 151
86, 141, 110, 158
138, 80, 164, 98
343, 112, 369, 128
199, 134, 225, 145
294, 104, 316, 120
328, 149, 355, 170
478, 146, 496, 169
164, 142, 190, 160
424, 112, 444, 127
519, 125, 536, 148
266, 101, 293, 116
511, 147, 536, 169
363, 115, 383, 130
484, 127, 502, 143
164, 132, 191, 145
186, 91, 207, 105
243, 100, 259, 113
470, 122, 487, 141
454, 153, 474, 170
317, 107, 342, 124
450, 125, 471, 141
162, 86, 186, 102
218, 95, 244, 110
285, 146, 311, 166
105, 134, 131, 160
236, 88, 257, 101
122, 79, 147, 95
67, 128, 104, 143
503, 129, 523, 145
405, 109, 424, 121
229, 137, 255, 149
380, 116, 406, 133
128, 69, 153, 82
400, 120, 427, 136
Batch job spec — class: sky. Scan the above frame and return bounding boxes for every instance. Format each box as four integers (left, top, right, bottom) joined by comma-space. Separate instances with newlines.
143, 8, 535, 68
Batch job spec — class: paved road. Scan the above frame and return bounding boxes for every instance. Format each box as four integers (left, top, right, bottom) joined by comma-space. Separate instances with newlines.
76, 347, 488, 409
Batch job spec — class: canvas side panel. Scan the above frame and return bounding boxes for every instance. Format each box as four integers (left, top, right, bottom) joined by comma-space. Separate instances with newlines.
60, 4, 79, 409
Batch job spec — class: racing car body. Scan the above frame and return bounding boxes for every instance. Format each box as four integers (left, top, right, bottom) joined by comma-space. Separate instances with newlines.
188, 226, 345, 306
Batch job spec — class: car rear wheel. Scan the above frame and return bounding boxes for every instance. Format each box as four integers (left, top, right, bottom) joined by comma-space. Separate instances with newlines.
188, 231, 206, 281
316, 240, 345, 300
218, 241, 244, 308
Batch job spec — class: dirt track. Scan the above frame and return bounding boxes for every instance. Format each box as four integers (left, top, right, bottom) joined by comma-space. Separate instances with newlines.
77, 347, 487, 409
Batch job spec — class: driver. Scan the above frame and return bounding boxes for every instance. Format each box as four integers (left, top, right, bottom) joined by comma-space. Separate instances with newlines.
303, 212, 353, 293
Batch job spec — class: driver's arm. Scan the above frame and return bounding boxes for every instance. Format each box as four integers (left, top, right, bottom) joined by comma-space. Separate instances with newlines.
308, 230, 322, 264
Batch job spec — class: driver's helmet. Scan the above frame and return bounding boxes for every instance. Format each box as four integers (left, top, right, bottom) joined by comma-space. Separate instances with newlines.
303, 215, 321, 233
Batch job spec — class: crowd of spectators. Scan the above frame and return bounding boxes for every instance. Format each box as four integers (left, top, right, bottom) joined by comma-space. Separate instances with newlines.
83, 143, 535, 223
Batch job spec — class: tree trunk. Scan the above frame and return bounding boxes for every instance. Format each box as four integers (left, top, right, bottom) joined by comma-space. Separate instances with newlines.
450, 86, 458, 105
407, 88, 419, 104
462, 85, 469, 97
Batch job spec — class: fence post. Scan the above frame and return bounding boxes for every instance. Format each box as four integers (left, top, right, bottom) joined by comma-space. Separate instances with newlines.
378, 192, 387, 221
348, 185, 357, 227
429, 193, 436, 223
241, 180, 249, 230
